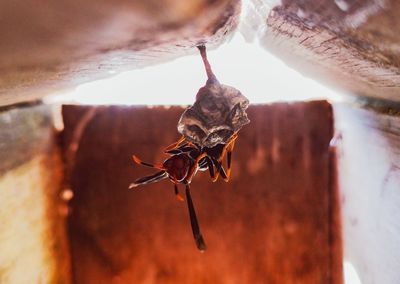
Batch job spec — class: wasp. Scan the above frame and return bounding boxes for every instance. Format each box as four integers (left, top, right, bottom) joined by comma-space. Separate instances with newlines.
129, 134, 238, 251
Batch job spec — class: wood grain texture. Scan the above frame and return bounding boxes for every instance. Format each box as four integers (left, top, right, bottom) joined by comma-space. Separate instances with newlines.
0, 0, 239, 106
0, 104, 71, 283
62, 102, 342, 284
249, 0, 400, 101
334, 102, 400, 284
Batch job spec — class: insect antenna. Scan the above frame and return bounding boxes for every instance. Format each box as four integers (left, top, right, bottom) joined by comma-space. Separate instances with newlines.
132, 155, 163, 169
185, 184, 207, 252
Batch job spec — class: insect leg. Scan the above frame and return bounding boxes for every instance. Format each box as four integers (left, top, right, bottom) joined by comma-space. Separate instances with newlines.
174, 183, 184, 202
164, 136, 186, 152
218, 133, 238, 162
186, 152, 206, 184
132, 155, 163, 169
129, 170, 167, 188
214, 133, 237, 182
204, 157, 216, 180
224, 135, 237, 182
211, 158, 228, 182
165, 144, 197, 155
198, 157, 208, 171
185, 184, 207, 252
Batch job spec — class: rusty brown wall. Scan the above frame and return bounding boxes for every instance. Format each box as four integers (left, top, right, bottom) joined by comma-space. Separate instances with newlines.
62, 102, 341, 284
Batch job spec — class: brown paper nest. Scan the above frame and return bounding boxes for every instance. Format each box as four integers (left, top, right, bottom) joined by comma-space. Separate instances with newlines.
177, 82, 250, 148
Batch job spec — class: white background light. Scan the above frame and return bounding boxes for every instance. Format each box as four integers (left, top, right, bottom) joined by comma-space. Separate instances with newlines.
51, 34, 341, 106
344, 261, 362, 284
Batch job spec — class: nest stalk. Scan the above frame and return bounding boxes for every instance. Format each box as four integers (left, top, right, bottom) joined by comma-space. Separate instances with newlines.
197, 45, 218, 85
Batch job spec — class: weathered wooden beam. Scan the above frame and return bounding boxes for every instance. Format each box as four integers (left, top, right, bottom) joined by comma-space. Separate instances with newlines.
0, 0, 240, 106
334, 102, 400, 284
3, 0, 400, 106
62, 102, 342, 284
0, 104, 71, 283
254, 0, 400, 101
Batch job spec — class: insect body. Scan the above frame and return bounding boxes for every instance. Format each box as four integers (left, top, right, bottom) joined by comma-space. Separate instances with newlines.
130, 142, 207, 251
166, 133, 238, 183
130, 134, 238, 251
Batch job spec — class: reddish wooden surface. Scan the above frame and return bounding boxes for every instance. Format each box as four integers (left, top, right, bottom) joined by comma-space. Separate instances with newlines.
62, 102, 341, 284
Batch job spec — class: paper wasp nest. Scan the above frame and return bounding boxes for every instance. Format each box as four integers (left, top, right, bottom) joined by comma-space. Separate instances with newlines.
177, 81, 250, 148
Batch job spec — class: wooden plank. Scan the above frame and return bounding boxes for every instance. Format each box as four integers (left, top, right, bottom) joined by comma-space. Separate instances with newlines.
334, 102, 400, 284
0, 0, 239, 106
62, 102, 341, 284
0, 104, 71, 283
3, 0, 400, 106
249, 0, 400, 101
